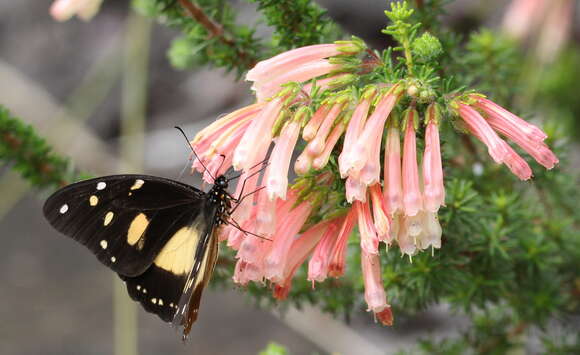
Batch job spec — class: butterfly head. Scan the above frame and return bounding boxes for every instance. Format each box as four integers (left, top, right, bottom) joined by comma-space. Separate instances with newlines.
214, 175, 228, 189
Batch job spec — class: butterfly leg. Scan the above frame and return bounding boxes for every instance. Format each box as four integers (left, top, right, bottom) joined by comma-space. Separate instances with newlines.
227, 159, 269, 183
228, 186, 266, 215
223, 217, 271, 241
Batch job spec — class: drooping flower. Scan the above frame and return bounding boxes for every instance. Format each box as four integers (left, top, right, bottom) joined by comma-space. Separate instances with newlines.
50, 0, 103, 21
422, 104, 445, 212
454, 95, 558, 178
402, 108, 422, 217
361, 250, 393, 325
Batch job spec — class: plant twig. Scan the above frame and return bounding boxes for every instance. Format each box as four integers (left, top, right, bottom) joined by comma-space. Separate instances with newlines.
178, 0, 257, 68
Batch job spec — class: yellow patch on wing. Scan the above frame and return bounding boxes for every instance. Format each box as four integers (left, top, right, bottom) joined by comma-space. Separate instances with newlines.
130, 179, 145, 190
89, 195, 99, 206
104, 211, 114, 226
154, 226, 202, 276
127, 213, 149, 246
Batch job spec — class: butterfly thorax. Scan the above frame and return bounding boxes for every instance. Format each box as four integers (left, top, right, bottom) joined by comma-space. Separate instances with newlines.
207, 175, 232, 226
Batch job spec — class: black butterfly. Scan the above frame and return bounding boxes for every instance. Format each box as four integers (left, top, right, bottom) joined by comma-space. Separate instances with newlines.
43, 172, 236, 338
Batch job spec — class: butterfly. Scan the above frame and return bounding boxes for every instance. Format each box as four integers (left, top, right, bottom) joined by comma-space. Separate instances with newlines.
43, 171, 238, 338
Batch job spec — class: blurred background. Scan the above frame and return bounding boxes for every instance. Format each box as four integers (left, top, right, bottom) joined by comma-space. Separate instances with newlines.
0, 1, 578, 354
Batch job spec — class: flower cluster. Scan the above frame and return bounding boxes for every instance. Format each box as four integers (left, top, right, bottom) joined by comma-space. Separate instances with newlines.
190, 40, 558, 324
50, 0, 103, 22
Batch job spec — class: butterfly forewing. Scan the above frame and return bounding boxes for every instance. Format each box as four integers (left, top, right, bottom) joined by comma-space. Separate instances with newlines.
43, 175, 206, 277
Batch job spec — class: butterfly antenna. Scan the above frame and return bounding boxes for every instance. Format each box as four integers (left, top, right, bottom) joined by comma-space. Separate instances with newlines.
174, 126, 216, 182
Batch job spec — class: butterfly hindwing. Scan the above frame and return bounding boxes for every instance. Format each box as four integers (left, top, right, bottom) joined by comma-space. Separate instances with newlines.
121, 204, 219, 327
43, 175, 207, 277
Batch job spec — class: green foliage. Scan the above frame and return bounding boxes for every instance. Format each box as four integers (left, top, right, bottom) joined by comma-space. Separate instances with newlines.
0, 106, 82, 189
133, 0, 262, 76
248, 0, 337, 51
258, 342, 289, 355
461, 30, 520, 104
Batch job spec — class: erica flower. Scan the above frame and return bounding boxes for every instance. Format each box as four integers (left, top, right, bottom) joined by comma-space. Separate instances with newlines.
247, 41, 365, 101
50, 0, 103, 21
187, 37, 558, 326
454, 94, 558, 179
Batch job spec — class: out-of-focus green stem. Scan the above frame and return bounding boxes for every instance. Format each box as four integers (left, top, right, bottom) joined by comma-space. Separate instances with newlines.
114, 10, 152, 355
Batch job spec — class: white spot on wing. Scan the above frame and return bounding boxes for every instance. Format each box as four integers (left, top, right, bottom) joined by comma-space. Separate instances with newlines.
59, 204, 68, 214
100, 240, 108, 249
136, 285, 141, 291
158, 299, 163, 306
151, 298, 157, 305
97, 182, 106, 190
130, 179, 145, 190
111, 256, 116, 263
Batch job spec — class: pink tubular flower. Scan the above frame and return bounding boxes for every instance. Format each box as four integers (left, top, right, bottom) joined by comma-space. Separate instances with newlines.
264, 200, 314, 283
233, 97, 284, 171
369, 184, 390, 243
455, 96, 558, 177
50, 0, 103, 21
294, 149, 314, 175
471, 97, 547, 143
343, 86, 401, 181
361, 250, 392, 324
252, 60, 341, 101
307, 100, 347, 156
303, 104, 330, 141
247, 42, 361, 83
307, 217, 344, 284
414, 212, 443, 251
328, 208, 357, 277
383, 126, 403, 214
274, 218, 336, 299
457, 103, 509, 164
266, 119, 302, 200
503, 144, 533, 180
422, 104, 445, 212
402, 109, 422, 217
338, 89, 375, 177
247, 41, 364, 101
396, 215, 417, 257
345, 176, 366, 203
470, 96, 558, 170
312, 122, 346, 170
355, 200, 379, 255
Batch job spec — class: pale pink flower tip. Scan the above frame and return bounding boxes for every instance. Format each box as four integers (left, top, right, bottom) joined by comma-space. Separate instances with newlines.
50, 0, 104, 22
361, 250, 390, 318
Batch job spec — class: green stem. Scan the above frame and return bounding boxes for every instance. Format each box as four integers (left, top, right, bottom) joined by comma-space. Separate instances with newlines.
113, 10, 152, 355
402, 37, 415, 76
